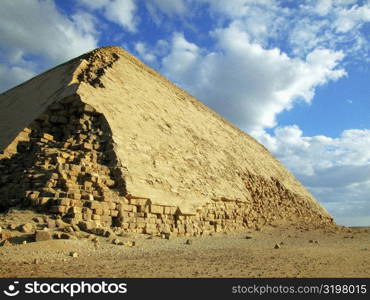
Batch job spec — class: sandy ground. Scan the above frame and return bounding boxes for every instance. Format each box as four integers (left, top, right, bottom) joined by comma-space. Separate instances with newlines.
0, 210, 369, 278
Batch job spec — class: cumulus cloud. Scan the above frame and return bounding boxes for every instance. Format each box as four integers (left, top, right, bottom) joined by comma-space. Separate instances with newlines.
0, 64, 35, 93
161, 28, 345, 131
253, 126, 370, 225
314, 0, 333, 16
149, 0, 187, 16
133, 39, 170, 66
334, 4, 370, 33
0, 0, 98, 92
0, 0, 97, 65
78, 0, 138, 32
162, 33, 201, 84
134, 42, 156, 63
201, 0, 287, 46
151, 2, 369, 225
199, 0, 370, 60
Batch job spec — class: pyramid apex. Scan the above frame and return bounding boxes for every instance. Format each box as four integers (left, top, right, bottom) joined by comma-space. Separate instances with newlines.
0, 45, 336, 233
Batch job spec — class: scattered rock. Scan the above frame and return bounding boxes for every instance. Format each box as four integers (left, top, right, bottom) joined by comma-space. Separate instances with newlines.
280, 241, 284, 245
9, 224, 18, 230
1, 240, 12, 247
55, 219, 67, 228
35, 230, 52, 242
103, 229, 115, 238
70, 252, 78, 258
123, 241, 135, 247
70, 231, 80, 238
112, 238, 121, 245
185, 239, 193, 245
20, 223, 33, 233
274, 243, 280, 249
72, 224, 80, 232
92, 227, 105, 236
32, 217, 44, 223
245, 235, 253, 239
47, 220, 56, 229
22, 240, 27, 245
64, 226, 74, 233
0, 231, 12, 240
60, 233, 76, 240
314, 240, 319, 244
33, 258, 39, 264
162, 233, 173, 240
87, 234, 97, 241
53, 232, 62, 239
309, 240, 314, 243
78, 221, 95, 232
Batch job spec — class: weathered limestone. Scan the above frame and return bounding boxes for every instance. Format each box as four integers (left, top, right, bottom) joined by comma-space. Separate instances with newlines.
0, 46, 337, 239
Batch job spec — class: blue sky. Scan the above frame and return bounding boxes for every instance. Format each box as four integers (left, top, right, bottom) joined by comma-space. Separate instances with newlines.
1, 0, 370, 226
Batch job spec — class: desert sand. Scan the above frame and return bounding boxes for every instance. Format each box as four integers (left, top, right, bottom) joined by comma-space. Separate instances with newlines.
0, 209, 369, 278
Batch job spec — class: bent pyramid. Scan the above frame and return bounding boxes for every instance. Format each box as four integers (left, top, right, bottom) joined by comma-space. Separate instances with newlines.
0, 46, 335, 236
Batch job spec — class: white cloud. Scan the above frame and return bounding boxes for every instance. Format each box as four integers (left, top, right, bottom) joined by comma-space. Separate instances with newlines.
78, 0, 110, 10
104, 0, 138, 32
71, 11, 99, 36
203, 0, 279, 20
0, 0, 97, 65
253, 126, 370, 226
200, 0, 370, 60
150, 0, 187, 16
161, 28, 345, 132
134, 42, 156, 63
255, 127, 370, 176
78, 0, 138, 32
199, 0, 288, 47
0, 0, 98, 92
133, 39, 170, 66
334, 4, 370, 32
314, 0, 333, 16
0, 64, 35, 93
162, 33, 200, 83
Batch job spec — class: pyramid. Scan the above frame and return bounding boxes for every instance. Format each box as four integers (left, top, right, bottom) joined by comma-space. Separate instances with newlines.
0, 46, 335, 237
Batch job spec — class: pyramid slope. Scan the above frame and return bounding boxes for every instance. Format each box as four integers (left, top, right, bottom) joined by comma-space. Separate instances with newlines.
0, 46, 334, 234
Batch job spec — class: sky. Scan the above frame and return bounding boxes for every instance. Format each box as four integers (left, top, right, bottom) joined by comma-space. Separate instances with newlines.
0, 0, 369, 226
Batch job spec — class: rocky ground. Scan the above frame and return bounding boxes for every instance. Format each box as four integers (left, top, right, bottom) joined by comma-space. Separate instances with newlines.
0, 209, 369, 278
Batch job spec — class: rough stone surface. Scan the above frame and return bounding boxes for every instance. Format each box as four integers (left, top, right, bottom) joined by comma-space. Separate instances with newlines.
0, 231, 12, 240
0, 46, 337, 238
70, 251, 78, 258
20, 223, 33, 233
1, 240, 12, 247
35, 230, 52, 242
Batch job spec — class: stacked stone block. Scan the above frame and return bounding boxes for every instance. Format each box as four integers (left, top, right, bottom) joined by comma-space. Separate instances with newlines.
0, 95, 335, 238
0, 95, 125, 228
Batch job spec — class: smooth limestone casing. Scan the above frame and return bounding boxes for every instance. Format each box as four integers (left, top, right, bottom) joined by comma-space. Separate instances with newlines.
0, 46, 335, 236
